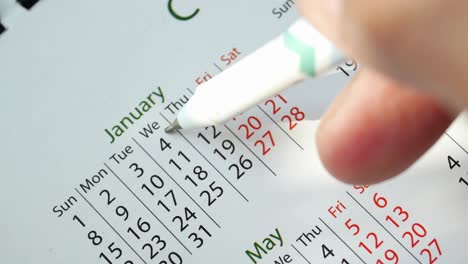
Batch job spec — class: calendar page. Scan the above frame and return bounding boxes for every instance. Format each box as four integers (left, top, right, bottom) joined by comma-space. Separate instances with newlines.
1, 0, 468, 263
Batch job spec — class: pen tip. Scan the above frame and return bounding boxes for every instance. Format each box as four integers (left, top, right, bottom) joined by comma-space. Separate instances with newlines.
165, 119, 181, 133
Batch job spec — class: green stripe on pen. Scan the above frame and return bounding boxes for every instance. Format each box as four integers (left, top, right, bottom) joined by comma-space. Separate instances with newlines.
283, 31, 316, 76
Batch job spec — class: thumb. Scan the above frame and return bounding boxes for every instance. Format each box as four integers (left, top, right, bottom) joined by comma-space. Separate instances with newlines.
316, 68, 453, 184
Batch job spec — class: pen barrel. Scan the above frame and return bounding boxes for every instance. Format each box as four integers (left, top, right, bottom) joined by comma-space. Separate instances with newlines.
178, 19, 345, 129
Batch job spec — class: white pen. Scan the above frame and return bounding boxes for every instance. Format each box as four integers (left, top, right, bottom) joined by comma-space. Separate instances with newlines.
165, 18, 346, 133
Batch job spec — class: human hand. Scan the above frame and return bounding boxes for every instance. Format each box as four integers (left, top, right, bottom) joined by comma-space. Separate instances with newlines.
297, 0, 468, 184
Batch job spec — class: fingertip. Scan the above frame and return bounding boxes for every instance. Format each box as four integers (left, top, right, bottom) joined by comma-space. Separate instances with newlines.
297, 0, 342, 45
316, 70, 454, 184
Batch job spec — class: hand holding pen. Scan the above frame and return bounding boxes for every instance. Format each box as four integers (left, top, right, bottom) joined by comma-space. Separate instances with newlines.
166, 0, 468, 185
299, 0, 467, 184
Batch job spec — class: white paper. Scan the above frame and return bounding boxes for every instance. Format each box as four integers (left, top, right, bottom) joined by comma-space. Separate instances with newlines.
1, 1, 467, 263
